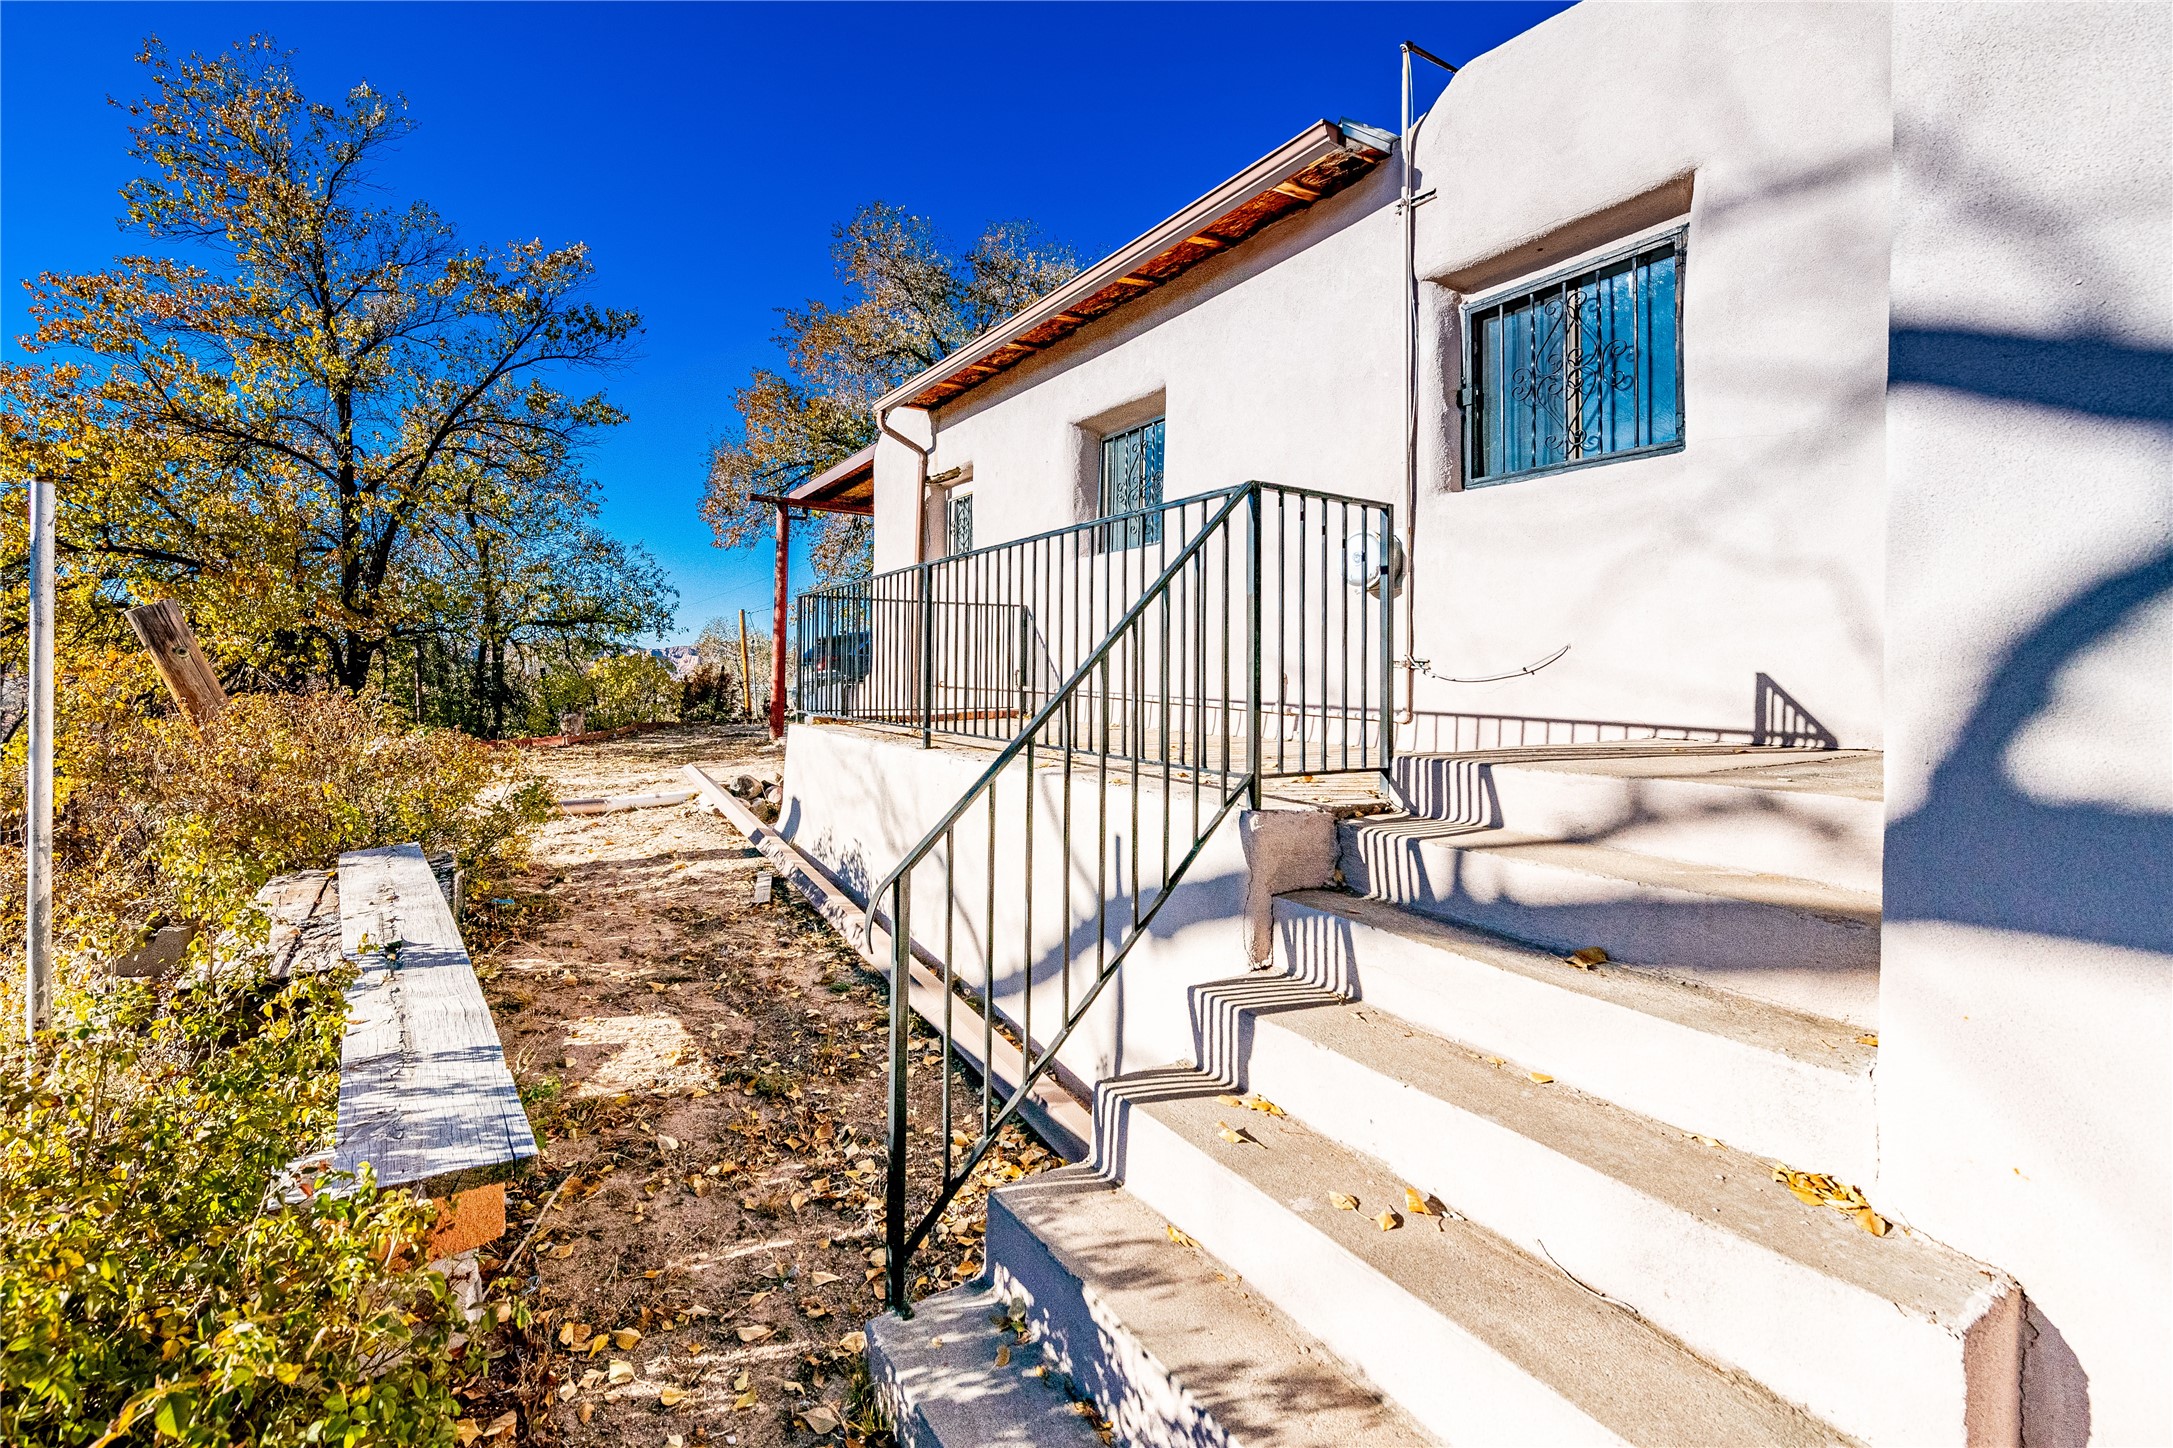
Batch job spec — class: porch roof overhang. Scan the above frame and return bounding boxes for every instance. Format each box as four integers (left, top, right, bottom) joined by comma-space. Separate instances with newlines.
755, 444, 876, 516
875, 118, 1395, 416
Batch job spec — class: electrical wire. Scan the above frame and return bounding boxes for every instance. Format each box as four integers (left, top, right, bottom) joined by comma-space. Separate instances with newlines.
1398, 642, 1570, 684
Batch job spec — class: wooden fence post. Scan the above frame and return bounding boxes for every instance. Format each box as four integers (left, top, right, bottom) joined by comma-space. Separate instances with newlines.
737, 608, 756, 719
124, 600, 229, 726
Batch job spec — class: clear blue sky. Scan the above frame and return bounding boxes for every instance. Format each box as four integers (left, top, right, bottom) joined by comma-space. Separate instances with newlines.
2, 1, 1565, 645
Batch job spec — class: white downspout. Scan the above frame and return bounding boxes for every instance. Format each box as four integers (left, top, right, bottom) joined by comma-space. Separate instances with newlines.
879, 403, 935, 565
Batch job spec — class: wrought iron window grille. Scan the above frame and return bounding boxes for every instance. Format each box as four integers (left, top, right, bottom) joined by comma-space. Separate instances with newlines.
1463, 229, 1686, 488
1099, 416, 1166, 549
946, 491, 973, 557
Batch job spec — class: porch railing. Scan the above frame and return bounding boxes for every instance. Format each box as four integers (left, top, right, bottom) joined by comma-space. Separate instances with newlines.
799, 481, 1393, 1313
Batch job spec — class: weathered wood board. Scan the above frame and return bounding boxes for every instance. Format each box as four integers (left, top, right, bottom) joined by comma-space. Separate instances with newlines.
333, 843, 535, 1196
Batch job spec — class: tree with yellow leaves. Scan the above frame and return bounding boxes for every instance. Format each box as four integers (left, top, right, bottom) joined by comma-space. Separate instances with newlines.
1, 35, 666, 707
701, 202, 1077, 583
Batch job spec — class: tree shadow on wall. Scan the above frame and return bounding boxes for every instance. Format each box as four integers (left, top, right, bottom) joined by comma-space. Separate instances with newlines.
1887, 321, 2173, 1448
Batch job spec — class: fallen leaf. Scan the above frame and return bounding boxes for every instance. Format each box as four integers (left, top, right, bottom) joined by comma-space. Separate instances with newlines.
658, 1134, 680, 1152
812, 1270, 844, 1286
1564, 946, 1609, 969
658, 1385, 687, 1408
1328, 1192, 1359, 1211
804, 1404, 842, 1434
838, 1331, 867, 1355
1166, 1224, 1198, 1248
1243, 1094, 1286, 1117
612, 1327, 642, 1350
577, 1402, 594, 1424
1376, 1210, 1402, 1231
1404, 1187, 1439, 1216
733, 1388, 759, 1410
1858, 1208, 1890, 1237
1214, 1121, 1257, 1146
733, 1370, 752, 1391
607, 1360, 636, 1385
1528, 1071, 1555, 1085
550, 1242, 575, 1259
1856, 1033, 1879, 1047
737, 1324, 774, 1343
995, 1343, 1012, 1367
1214, 1093, 1245, 1108
455, 1423, 481, 1446
482, 1411, 516, 1440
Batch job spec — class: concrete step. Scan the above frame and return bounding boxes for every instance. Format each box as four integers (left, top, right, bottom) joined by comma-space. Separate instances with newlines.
986, 1167, 1431, 1447
868, 1281, 1108, 1448
1102, 1068, 1852, 1448
1339, 814, 1881, 1025
1271, 890, 1878, 1180
1191, 973, 2022, 1448
1394, 747, 1884, 894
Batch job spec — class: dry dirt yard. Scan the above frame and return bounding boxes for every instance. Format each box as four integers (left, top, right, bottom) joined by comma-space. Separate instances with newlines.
459, 724, 1054, 1448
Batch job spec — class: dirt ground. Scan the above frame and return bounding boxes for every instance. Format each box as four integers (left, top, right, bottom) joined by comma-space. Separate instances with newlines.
458, 724, 1054, 1448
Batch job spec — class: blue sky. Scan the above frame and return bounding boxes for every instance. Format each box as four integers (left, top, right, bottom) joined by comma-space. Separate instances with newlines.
2, 1, 1565, 644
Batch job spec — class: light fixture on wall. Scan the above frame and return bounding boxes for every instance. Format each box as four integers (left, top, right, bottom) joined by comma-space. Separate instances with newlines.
1344, 525, 1406, 595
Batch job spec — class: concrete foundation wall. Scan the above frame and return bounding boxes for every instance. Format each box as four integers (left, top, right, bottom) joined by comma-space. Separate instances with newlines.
777, 722, 1256, 1096
1877, 6, 2173, 1445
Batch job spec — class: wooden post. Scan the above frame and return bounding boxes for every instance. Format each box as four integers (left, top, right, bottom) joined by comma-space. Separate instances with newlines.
124, 600, 228, 726
737, 608, 756, 719
769, 503, 790, 740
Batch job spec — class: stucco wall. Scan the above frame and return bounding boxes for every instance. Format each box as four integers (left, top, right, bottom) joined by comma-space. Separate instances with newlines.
871, 0, 1895, 748
776, 723, 1255, 1096
872, 158, 1408, 572
1405, 0, 1892, 748
1876, 7, 2173, 1445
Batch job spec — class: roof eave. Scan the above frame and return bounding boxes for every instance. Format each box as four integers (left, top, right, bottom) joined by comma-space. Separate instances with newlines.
876, 119, 1390, 415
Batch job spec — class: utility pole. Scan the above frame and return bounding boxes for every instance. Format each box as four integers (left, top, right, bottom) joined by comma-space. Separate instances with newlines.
737, 608, 756, 719
24, 479, 55, 1044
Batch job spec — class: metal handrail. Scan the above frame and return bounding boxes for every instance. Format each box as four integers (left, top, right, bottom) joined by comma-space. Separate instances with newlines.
862, 479, 1394, 1313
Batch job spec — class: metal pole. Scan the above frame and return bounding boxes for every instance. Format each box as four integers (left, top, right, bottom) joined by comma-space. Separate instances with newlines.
918, 563, 935, 749
769, 504, 790, 739
24, 479, 55, 1043
884, 877, 912, 1315
1245, 483, 1263, 810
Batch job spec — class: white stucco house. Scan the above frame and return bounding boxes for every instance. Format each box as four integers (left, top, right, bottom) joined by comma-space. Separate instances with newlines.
759, 3, 2171, 1444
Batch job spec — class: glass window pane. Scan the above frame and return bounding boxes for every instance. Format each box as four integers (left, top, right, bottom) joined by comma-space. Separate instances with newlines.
1465, 233, 1683, 483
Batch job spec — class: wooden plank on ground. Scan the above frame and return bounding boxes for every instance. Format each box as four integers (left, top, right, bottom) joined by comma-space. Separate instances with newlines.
333, 843, 535, 1196
683, 764, 1092, 1160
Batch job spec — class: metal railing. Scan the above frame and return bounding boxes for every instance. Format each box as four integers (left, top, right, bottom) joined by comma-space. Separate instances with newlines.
812, 481, 1392, 1313
798, 485, 1395, 774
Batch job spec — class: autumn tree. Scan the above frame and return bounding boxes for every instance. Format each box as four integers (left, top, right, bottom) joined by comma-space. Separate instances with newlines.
701, 203, 1077, 582
1, 36, 664, 699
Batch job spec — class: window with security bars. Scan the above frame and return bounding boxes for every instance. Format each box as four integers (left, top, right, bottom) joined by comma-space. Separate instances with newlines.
1099, 417, 1165, 548
1465, 232, 1684, 486
946, 492, 973, 556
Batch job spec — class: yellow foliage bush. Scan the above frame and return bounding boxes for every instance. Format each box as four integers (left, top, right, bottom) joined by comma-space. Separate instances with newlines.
0, 689, 551, 977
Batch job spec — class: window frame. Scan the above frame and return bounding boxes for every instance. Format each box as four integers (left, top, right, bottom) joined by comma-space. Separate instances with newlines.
1097, 415, 1166, 549
944, 489, 974, 557
1459, 227, 1688, 489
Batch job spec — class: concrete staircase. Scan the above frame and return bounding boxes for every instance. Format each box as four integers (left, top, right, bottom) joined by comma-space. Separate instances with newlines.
872, 746, 2025, 1446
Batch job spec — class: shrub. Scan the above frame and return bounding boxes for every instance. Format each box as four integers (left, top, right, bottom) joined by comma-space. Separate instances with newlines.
0, 965, 482, 1447
0, 690, 549, 1443
0, 689, 552, 975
